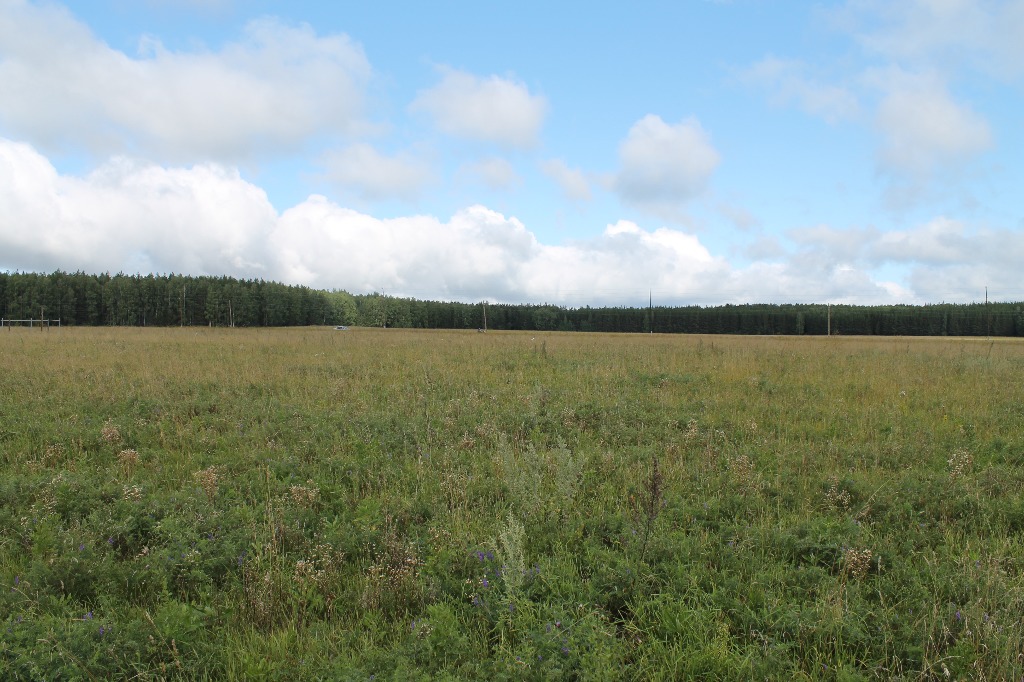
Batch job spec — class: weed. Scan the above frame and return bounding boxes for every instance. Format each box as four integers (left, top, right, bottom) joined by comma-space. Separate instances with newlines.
2, 328, 1023, 679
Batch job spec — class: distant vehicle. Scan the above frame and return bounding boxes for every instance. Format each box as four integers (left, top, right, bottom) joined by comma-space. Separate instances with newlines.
334, 325, 349, 330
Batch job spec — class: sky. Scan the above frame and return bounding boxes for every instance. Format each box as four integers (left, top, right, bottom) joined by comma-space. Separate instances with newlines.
1, 0, 1023, 307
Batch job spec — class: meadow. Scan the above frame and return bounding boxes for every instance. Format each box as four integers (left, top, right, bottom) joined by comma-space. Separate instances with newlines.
1, 326, 1023, 680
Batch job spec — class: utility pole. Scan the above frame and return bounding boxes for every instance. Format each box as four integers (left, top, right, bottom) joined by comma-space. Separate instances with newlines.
649, 290, 653, 334
827, 303, 831, 337
482, 300, 487, 332
181, 284, 186, 327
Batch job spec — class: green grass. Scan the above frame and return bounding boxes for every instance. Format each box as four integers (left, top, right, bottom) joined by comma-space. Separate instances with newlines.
2, 327, 1024, 679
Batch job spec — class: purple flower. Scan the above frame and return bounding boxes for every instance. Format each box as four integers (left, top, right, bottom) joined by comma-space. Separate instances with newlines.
99, 625, 106, 636
955, 611, 962, 621
79, 544, 85, 551
84, 612, 93, 620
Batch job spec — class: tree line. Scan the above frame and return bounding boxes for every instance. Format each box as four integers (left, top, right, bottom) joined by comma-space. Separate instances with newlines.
3, 271, 1024, 336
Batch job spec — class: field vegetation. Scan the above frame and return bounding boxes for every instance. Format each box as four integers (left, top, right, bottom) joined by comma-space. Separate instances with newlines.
2, 327, 1024, 679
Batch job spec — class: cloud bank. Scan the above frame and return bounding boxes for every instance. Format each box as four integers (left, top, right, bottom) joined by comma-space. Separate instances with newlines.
4, 137, 1019, 305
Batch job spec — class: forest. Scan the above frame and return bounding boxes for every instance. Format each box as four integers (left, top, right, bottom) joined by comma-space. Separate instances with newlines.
3, 270, 1024, 336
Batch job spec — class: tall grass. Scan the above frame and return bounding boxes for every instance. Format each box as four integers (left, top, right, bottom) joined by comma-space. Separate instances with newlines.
2, 327, 1023, 679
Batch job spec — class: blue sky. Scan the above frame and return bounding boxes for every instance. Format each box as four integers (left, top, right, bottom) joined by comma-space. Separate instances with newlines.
2, 0, 1022, 305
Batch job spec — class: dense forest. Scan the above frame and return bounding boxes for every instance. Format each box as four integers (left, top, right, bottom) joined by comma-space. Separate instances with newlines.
3, 271, 1024, 336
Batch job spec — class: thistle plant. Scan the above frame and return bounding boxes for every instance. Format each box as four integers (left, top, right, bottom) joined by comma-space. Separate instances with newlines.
637, 454, 664, 563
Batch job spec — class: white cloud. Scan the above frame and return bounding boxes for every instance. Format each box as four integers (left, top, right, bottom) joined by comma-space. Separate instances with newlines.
460, 157, 521, 190
541, 159, 591, 201
410, 68, 547, 148
613, 115, 720, 216
742, 56, 860, 123
0, 1, 371, 160
869, 217, 1024, 271
868, 68, 992, 176
717, 202, 759, 231
6, 138, 1021, 306
0, 138, 275, 276
321, 144, 434, 201
840, 0, 1024, 80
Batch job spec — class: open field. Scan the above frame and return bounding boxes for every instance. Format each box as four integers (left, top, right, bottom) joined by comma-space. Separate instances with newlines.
2, 327, 1024, 680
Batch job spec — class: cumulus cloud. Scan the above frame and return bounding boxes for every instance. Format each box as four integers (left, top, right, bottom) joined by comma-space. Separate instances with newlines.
410, 68, 547, 148
0, 0, 371, 161
321, 144, 434, 202
6, 137, 1020, 306
541, 159, 591, 201
613, 115, 720, 216
460, 157, 521, 190
742, 56, 860, 123
0, 138, 275, 276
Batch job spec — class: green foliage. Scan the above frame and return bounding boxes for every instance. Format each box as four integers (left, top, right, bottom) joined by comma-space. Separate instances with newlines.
4, 270, 1024, 335
2, 327, 1024, 678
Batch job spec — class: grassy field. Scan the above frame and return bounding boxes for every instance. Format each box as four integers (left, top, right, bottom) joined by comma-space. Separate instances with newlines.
2, 326, 1024, 680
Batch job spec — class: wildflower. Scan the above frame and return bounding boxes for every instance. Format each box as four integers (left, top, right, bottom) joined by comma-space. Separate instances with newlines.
948, 450, 973, 479
843, 547, 873, 580
101, 421, 121, 443
84, 612, 93, 620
